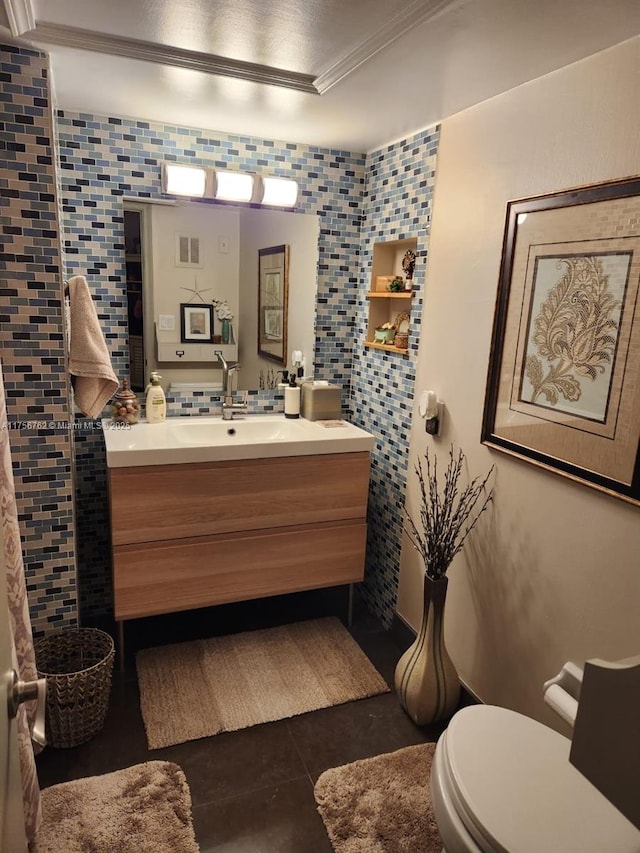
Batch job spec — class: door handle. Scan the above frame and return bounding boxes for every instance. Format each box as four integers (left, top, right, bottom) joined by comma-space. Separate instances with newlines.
6, 669, 47, 746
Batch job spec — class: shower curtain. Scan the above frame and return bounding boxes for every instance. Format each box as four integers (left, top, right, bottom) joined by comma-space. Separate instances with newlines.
0, 362, 42, 843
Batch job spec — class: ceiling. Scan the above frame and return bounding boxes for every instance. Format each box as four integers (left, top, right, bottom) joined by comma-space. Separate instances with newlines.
2, 0, 639, 152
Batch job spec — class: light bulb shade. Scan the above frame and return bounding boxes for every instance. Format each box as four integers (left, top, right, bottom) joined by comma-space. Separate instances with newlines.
214, 170, 254, 202
161, 162, 207, 197
261, 177, 298, 207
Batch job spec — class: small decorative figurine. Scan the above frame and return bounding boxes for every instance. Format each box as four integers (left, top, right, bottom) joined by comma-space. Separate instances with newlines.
402, 250, 416, 284
374, 322, 397, 344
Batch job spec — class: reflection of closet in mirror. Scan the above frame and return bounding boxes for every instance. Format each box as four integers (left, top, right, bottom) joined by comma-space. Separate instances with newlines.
124, 209, 146, 391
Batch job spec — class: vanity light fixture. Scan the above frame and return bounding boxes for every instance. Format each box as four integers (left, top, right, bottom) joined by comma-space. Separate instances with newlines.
260, 176, 299, 207
214, 170, 255, 203
161, 163, 299, 209
161, 162, 207, 197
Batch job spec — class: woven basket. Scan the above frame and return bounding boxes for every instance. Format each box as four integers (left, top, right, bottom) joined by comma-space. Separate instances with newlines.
393, 311, 410, 351
35, 628, 115, 749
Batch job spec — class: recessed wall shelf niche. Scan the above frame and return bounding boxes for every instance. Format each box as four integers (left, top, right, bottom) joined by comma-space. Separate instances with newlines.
364, 237, 417, 355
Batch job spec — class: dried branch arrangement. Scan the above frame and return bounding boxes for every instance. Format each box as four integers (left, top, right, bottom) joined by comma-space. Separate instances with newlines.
404, 445, 494, 580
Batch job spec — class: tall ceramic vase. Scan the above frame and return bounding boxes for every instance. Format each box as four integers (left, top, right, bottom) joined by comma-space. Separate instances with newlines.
394, 574, 460, 725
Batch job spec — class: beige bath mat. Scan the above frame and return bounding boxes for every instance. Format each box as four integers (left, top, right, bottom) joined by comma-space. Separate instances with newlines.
136, 616, 389, 749
33, 760, 199, 853
314, 743, 441, 853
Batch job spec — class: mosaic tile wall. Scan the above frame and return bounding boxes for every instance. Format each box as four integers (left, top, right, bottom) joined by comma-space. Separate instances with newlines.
1, 46, 440, 632
353, 127, 440, 628
0, 44, 77, 636
55, 111, 366, 618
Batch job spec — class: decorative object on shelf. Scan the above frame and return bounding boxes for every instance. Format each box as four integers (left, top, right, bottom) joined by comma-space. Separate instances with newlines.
402, 249, 416, 290
374, 322, 396, 344
213, 299, 234, 344
482, 176, 640, 506
180, 303, 214, 343
111, 378, 140, 424
388, 277, 405, 292
393, 311, 410, 349
395, 446, 494, 724
375, 275, 396, 291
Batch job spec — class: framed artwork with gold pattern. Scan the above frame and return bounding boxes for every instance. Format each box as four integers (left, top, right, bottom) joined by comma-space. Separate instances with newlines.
482, 177, 640, 505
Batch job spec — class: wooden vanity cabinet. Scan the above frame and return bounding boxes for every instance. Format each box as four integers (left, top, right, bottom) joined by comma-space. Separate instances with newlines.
108, 451, 370, 621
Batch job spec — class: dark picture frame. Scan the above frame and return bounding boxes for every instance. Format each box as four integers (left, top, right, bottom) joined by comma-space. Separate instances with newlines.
180, 302, 214, 343
258, 244, 289, 364
482, 176, 640, 506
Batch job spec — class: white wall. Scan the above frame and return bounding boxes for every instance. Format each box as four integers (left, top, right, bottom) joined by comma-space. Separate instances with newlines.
397, 37, 640, 732
147, 203, 240, 387
238, 208, 320, 388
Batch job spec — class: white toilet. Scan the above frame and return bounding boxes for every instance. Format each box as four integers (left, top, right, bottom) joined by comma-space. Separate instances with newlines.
430, 704, 640, 853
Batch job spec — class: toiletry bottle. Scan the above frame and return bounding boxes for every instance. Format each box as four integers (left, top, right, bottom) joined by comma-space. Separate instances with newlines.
278, 369, 289, 389
146, 372, 166, 423
284, 373, 300, 419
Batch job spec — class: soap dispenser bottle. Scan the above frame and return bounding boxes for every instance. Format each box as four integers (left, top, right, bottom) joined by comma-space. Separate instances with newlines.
146, 372, 166, 423
284, 373, 300, 419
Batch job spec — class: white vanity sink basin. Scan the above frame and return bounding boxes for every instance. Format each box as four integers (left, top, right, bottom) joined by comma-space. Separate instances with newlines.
169, 382, 223, 393
167, 417, 306, 446
102, 414, 375, 467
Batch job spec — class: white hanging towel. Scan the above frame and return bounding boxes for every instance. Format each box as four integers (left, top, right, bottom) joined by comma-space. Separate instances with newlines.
67, 275, 118, 418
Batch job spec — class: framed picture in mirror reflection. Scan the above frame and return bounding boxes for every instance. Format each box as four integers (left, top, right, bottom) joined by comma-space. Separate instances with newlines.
180, 303, 214, 343
258, 244, 289, 363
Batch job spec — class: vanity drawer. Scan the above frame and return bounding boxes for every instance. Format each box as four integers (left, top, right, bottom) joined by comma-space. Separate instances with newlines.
112, 520, 367, 620
108, 451, 370, 545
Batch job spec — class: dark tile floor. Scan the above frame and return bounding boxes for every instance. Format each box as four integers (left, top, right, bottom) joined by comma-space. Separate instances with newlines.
36, 588, 450, 852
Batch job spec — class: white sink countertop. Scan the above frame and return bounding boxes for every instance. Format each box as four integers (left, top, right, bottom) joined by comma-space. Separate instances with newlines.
102, 414, 375, 467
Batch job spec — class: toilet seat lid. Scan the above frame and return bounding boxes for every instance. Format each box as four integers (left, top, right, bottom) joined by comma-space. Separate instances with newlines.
443, 705, 640, 853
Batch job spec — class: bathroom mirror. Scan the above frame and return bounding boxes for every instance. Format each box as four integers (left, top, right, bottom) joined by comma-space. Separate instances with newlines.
124, 200, 320, 392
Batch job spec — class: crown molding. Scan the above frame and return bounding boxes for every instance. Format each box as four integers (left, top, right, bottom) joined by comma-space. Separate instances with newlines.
28, 22, 319, 94
22, 0, 459, 97
3, 0, 34, 35
313, 0, 459, 94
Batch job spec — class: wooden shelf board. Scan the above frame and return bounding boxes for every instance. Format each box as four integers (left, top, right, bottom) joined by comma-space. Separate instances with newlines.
363, 341, 409, 355
366, 291, 413, 298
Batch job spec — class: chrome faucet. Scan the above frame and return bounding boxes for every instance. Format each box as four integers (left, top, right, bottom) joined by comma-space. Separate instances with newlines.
215, 351, 248, 420
215, 350, 229, 380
